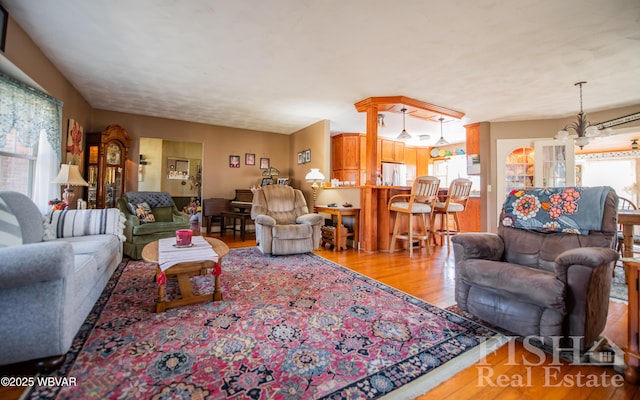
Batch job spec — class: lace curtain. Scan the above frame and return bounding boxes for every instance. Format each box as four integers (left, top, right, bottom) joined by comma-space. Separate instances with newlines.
0, 72, 63, 211
0, 72, 62, 158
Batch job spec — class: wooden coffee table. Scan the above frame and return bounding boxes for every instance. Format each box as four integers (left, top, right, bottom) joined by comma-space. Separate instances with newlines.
142, 237, 229, 312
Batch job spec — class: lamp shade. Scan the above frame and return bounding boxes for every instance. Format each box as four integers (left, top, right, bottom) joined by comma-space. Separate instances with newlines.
52, 164, 89, 186
305, 168, 325, 182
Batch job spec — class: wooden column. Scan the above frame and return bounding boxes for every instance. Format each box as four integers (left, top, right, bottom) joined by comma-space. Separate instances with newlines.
360, 104, 379, 252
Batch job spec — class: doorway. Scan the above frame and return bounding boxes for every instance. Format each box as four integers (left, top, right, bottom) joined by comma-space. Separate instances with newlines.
138, 138, 203, 211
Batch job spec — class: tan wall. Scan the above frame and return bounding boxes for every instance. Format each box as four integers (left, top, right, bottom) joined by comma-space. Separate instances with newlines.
288, 120, 331, 206
90, 109, 290, 200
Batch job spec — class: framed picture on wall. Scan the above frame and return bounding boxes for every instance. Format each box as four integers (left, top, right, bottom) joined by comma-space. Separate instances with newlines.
260, 157, 270, 169
66, 119, 84, 169
229, 155, 240, 168
245, 153, 255, 166
304, 149, 311, 163
277, 177, 289, 185
297, 152, 304, 164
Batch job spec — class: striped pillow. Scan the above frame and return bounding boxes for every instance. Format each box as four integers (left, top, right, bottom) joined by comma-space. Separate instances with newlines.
0, 197, 22, 247
44, 209, 126, 242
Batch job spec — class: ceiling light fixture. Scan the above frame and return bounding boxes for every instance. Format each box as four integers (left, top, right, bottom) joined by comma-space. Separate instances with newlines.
556, 81, 612, 149
397, 108, 411, 140
434, 117, 448, 146
632, 139, 638, 151
378, 114, 385, 128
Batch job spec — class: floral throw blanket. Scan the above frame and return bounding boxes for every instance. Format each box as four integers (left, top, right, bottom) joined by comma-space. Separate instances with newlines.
501, 186, 612, 235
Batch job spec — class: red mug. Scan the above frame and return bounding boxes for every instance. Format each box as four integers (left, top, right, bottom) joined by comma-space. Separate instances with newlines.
176, 229, 193, 246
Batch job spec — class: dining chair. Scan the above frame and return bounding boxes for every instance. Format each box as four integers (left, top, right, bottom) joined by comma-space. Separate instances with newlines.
616, 197, 638, 275
388, 176, 440, 257
431, 178, 473, 254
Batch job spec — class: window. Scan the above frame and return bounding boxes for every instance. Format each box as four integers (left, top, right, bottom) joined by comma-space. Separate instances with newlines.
0, 72, 62, 210
577, 152, 638, 204
432, 154, 480, 190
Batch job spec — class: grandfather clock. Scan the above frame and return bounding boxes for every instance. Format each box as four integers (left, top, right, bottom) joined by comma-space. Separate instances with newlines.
85, 125, 131, 209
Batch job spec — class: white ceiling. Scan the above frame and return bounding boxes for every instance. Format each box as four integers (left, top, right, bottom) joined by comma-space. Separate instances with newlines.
3, 0, 640, 146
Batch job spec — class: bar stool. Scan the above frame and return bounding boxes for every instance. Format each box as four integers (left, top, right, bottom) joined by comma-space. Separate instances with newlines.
431, 178, 472, 254
388, 176, 440, 257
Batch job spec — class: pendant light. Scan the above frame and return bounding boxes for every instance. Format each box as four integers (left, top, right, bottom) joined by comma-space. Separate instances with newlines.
434, 117, 448, 146
397, 107, 411, 140
556, 81, 611, 149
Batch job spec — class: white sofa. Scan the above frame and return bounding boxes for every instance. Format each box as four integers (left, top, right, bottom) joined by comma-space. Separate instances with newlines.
0, 191, 125, 367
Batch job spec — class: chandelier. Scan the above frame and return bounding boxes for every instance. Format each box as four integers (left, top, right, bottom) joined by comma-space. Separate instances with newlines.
434, 117, 448, 146
556, 81, 612, 149
396, 108, 411, 140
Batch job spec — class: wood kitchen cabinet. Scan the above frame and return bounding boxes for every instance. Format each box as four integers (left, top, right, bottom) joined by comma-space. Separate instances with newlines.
380, 139, 404, 163
360, 135, 367, 184
465, 123, 481, 154
404, 147, 417, 183
458, 197, 481, 232
332, 133, 365, 185
416, 147, 430, 177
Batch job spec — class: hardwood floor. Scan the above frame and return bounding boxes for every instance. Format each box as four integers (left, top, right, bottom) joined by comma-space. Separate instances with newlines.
1, 232, 636, 399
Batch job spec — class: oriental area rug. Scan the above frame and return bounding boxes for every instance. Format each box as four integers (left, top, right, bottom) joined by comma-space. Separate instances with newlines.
25, 248, 506, 400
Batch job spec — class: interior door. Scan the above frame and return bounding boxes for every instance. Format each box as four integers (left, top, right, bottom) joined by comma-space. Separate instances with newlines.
497, 138, 577, 224
533, 139, 576, 188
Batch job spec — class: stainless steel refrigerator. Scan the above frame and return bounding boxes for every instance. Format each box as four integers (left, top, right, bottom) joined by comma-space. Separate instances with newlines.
381, 162, 407, 186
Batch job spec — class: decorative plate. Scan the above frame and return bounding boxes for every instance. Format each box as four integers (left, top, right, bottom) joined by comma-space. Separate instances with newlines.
438, 149, 446, 157
430, 148, 440, 157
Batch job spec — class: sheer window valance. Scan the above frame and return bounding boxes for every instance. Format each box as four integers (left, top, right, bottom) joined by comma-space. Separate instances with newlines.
0, 72, 63, 160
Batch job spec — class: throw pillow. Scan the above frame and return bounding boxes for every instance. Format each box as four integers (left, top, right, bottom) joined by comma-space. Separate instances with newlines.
151, 206, 173, 223
127, 202, 138, 216
43, 209, 126, 241
136, 202, 155, 223
0, 197, 23, 247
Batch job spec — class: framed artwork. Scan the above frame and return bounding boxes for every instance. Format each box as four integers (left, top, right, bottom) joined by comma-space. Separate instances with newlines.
304, 149, 311, 163
66, 119, 84, 168
229, 155, 240, 168
297, 152, 304, 164
260, 178, 273, 186
277, 177, 289, 185
260, 157, 270, 169
245, 153, 255, 166
0, 4, 7, 52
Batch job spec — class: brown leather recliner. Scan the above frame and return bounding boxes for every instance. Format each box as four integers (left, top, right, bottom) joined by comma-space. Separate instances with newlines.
452, 187, 619, 350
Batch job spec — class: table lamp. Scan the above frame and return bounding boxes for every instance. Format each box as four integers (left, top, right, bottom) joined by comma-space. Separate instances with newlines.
52, 164, 89, 209
305, 168, 325, 207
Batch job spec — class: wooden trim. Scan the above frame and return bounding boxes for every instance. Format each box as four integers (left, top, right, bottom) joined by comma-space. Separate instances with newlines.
354, 96, 465, 120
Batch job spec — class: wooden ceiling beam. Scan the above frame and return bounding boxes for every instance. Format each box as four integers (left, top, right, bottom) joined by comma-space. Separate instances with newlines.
354, 95, 465, 120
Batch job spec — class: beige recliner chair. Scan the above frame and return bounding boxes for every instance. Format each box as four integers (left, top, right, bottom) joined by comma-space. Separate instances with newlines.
251, 185, 323, 255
